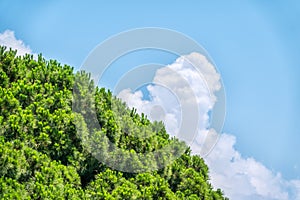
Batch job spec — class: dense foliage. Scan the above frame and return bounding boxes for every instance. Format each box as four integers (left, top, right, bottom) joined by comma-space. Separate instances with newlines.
0, 46, 228, 199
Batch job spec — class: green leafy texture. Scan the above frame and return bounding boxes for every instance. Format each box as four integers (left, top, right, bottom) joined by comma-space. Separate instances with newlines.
0, 46, 228, 199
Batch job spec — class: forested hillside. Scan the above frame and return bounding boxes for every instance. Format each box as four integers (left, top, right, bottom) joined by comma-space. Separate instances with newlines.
0, 46, 228, 199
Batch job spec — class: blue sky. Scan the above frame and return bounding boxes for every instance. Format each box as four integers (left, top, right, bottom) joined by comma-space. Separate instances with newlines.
1, 1, 300, 199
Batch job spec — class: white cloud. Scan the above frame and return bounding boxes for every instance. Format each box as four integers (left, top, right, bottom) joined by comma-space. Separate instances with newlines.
118, 52, 220, 146
205, 133, 296, 200
0, 30, 36, 58
118, 52, 300, 200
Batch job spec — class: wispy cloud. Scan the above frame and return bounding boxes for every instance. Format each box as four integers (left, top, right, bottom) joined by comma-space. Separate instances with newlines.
118, 52, 300, 200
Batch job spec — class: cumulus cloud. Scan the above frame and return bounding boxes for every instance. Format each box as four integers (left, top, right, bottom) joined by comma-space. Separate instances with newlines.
0, 30, 36, 58
117, 52, 300, 200
206, 133, 300, 200
118, 52, 220, 146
